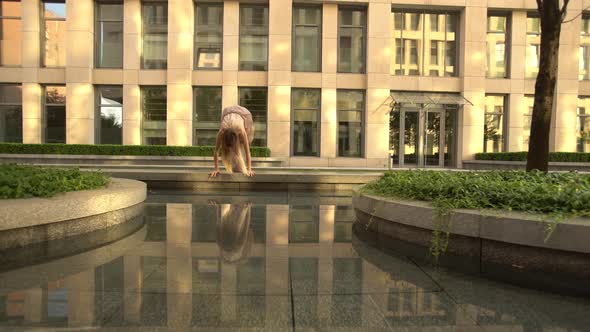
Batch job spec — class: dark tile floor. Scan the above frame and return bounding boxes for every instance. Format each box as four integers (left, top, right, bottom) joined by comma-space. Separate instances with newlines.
0, 191, 588, 331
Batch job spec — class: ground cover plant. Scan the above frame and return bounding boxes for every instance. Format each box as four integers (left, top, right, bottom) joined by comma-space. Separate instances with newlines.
0, 164, 111, 199
475, 152, 590, 162
362, 170, 590, 259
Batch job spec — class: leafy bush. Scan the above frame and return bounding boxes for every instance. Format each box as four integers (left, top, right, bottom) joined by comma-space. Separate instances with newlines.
475, 152, 590, 162
0, 164, 111, 199
0, 143, 272, 158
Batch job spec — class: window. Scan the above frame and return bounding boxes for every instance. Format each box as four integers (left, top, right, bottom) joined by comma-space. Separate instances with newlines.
141, 86, 166, 145
526, 15, 540, 79
484, 95, 506, 153
338, 6, 366, 73
0, 84, 22, 142
95, 1, 123, 68
487, 14, 508, 78
96, 86, 123, 144
195, 2, 223, 70
292, 88, 320, 156
292, 5, 321, 72
0, 0, 21, 66
337, 90, 364, 157
142, 2, 167, 69
523, 95, 534, 151
289, 206, 319, 243
43, 1, 66, 67
577, 97, 590, 152
43, 85, 66, 143
239, 4, 268, 71
239, 87, 267, 147
580, 16, 590, 80
194, 87, 221, 146
392, 10, 458, 77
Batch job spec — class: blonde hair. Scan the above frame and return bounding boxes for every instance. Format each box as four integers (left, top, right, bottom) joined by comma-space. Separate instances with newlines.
217, 203, 253, 264
219, 114, 248, 175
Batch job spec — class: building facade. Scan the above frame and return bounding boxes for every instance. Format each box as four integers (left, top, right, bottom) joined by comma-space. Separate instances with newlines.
0, 0, 589, 168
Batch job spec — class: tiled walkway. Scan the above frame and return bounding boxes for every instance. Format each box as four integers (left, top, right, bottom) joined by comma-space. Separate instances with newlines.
0, 192, 588, 331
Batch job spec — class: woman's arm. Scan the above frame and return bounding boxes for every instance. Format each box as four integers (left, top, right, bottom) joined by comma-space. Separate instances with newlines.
241, 130, 254, 177
210, 131, 222, 177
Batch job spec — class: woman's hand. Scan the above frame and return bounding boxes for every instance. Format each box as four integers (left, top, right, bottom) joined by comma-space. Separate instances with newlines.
247, 169, 255, 177
209, 169, 220, 178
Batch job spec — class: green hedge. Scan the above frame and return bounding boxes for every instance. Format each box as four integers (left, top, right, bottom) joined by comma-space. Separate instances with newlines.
0, 143, 271, 158
475, 152, 590, 163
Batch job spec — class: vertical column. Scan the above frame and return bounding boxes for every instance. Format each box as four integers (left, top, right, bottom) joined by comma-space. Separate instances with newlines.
460, 4, 487, 164
319, 205, 335, 244
221, 263, 237, 322
265, 204, 290, 327
167, 0, 194, 146
66, 270, 95, 327
321, 4, 338, 160
266, 205, 289, 246
366, 1, 392, 168
553, 2, 582, 152
267, 0, 293, 158
123, 0, 142, 145
123, 255, 142, 324
66, 0, 94, 144
222, 1, 239, 107
24, 288, 46, 323
508, 11, 528, 152
166, 203, 193, 328
21, 0, 42, 143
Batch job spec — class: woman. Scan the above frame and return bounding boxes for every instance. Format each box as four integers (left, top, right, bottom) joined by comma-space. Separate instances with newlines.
209, 105, 255, 177
209, 200, 253, 264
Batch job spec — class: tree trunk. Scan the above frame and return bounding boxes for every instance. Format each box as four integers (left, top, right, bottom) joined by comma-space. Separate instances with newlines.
526, 1, 564, 172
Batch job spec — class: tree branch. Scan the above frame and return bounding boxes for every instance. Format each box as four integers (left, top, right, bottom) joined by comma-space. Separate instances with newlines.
536, 0, 544, 14
560, 0, 570, 20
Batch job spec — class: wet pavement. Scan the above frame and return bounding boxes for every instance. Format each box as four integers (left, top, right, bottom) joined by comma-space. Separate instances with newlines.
0, 191, 589, 331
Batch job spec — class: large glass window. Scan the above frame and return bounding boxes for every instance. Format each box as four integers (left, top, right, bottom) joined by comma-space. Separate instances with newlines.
43, 85, 66, 143
526, 15, 540, 79
0, 0, 21, 66
142, 2, 167, 69
523, 95, 534, 151
292, 88, 320, 156
484, 94, 506, 152
577, 97, 590, 152
0, 84, 22, 142
239, 87, 267, 147
141, 86, 167, 145
194, 87, 221, 146
338, 6, 366, 73
195, 2, 223, 70
43, 0, 66, 67
292, 5, 321, 72
580, 16, 590, 80
95, 1, 123, 68
486, 14, 508, 78
337, 90, 364, 157
96, 86, 123, 144
239, 5, 268, 71
391, 10, 458, 77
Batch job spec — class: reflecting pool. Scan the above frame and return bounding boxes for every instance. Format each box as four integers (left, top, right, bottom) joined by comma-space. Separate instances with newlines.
0, 191, 589, 331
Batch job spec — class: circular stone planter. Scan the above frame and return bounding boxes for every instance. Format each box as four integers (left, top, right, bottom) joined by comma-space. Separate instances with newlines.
352, 189, 590, 297
0, 178, 147, 250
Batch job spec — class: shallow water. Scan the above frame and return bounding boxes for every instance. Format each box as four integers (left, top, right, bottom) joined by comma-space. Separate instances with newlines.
0, 191, 589, 331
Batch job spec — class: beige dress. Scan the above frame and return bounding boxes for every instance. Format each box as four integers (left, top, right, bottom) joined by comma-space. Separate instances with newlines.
219, 105, 255, 173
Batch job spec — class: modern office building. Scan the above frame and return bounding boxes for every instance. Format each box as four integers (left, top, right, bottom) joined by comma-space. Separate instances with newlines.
0, 0, 589, 168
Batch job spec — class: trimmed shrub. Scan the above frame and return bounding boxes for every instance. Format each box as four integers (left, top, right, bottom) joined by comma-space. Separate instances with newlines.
0, 143, 271, 158
475, 152, 590, 163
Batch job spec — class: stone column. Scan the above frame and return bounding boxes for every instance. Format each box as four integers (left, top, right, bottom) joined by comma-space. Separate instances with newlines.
267, 0, 293, 158
65, 0, 94, 144
21, 0, 42, 144
508, 11, 527, 152
266, 204, 289, 246
366, 1, 392, 168
321, 4, 338, 160
167, 0, 194, 146
24, 288, 46, 323
222, 1, 239, 107
123, 255, 142, 324
319, 205, 335, 244
123, 0, 141, 145
460, 4, 487, 164
66, 270, 95, 328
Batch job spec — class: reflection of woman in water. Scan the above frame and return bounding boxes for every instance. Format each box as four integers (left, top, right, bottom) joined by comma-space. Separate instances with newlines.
209, 105, 255, 177
209, 201, 253, 264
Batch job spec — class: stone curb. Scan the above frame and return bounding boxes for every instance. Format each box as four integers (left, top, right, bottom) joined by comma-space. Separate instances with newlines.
352, 189, 590, 254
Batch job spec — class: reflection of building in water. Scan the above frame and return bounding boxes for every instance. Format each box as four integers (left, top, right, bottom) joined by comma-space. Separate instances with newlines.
0, 202, 531, 329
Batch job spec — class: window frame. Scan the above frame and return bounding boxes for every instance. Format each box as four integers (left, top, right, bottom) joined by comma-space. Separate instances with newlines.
580, 15, 590, 80
336, 89, 365, 158
140, 85, 167, 145
483, 94, 509, 153
525, 13, 541, 79
486, 12, 511, 79
141, 0, 168, 70
0, 83, 23, 143
95, 85, 124, 144
194, 2, 224, 71
94, 0, 124, 69
238, 86, 268, 147
291, 4, 322, 73
41, 0, 66, 68
577, 96, 590, 152
42, 84, 66, 144
290, 88, 321, 157
337, 5, 367, 74
238, 4, 269, 71
0, 0, 22, 67
193, 86, 222, 146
